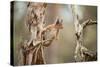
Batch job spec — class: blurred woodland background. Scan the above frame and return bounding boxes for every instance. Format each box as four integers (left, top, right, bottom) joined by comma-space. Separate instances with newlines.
12, 1, 97, 65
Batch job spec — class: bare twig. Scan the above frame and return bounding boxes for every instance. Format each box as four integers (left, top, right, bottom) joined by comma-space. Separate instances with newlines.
82, 19, 97, 28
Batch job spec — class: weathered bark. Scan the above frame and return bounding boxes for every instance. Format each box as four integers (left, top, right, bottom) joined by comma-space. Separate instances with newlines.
19, 2, 62, 65
71, 5, 97, 62
19, 2, 48, 65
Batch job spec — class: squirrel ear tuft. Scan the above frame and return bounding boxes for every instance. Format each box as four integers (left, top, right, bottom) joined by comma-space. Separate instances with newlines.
60, 19, 63, 23
55, 19, 63, 25
27, 2, 31, 7
43, 3, 47, 8
55, 19, 60, 25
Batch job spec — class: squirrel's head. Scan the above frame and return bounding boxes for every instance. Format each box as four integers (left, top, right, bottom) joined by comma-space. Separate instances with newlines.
55, 18, 63, 29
